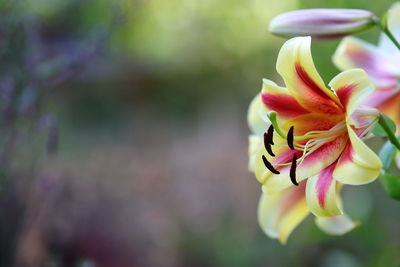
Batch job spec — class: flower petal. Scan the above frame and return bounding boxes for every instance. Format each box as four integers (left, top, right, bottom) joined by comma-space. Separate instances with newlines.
248, 93, 270, 135
256, 113, 347, 191
328, 68, 375, 115
280, 112, 343, 135
315, 213, 359, 235
268, 9, 374, 39
333, 37, 400, 86
258, 182, 309, 244
276, 36, 343, 114
348, 106, 379, 130
259, 134, 347, 193
306, 162, 342, 217
248, 135, 262, 172
261, 79, 310, 119
333, 125, 382, 185
363, 85, 400, 110
378, 2, 400, 56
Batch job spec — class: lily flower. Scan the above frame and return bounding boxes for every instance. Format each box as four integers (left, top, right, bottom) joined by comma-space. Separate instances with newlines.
269, 9, 375, 39
333, 3, 400, 130
248, 36, 382, 243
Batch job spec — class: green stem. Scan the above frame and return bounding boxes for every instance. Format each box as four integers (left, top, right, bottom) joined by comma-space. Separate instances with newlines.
372, 16, 400, 51
267, 111, 286, 138
382, 27, 400, 50
378, 115, 400, 151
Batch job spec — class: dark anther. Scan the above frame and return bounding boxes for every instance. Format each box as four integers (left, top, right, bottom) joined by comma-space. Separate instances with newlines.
267, 125, 274, 145
264, 132, 275, 157
287, 126, 294, 150
290, 153, 298, 186
263, 132, 269, 147
265, 143, 275, 157
262, 155, 280, 174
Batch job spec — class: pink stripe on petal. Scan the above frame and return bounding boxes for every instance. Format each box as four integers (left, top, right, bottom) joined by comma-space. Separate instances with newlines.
284, 113, 344, 136
261, 93, 309, 118
273, 149, 303, 170
337, 83, 357, 110
338, 142, 354, 164
302, 135, 347, 166
295, 64, 329, 99
276, 181, 306, 220
316, 163, 336, 208
274, 135, 347, 170
273, 135, 347, 180
294, 64, 343, 115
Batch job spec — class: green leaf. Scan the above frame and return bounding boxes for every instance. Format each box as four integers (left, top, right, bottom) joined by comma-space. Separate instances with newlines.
373, 114, 397, 137
380, 172, 400, 201
379, 140, 398, 171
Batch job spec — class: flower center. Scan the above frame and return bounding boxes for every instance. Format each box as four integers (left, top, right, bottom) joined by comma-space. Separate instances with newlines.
262, 121, 347, 185
291, 121, 347, 166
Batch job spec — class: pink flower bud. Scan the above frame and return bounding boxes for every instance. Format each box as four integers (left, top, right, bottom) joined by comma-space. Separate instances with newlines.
269, 9, 375, 39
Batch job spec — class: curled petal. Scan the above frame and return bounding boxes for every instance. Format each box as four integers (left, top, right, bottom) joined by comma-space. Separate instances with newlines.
276, 37, 343, 115
328, 68, 375, 115
333, 125, 382, 185
315, 214, 359, 235
258, 182, 309, 244
348, 106, 379, 130
333, 37, 400, 86
306, 162, 342, 217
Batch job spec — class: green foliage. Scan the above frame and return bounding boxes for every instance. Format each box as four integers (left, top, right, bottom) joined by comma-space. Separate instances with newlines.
380, 173, 400, 200
378, 138, 400, 201
379, 139, 398, 171
373, 114, 397, 137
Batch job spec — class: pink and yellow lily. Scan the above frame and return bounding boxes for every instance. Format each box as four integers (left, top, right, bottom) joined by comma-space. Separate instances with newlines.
248, 36, 382, 243
333, 2, 400, 130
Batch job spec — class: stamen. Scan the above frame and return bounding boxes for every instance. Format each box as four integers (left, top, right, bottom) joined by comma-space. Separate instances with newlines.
262, 155, 280, 174
273, 143, 305, 150
290, 153, 298, 186
296, 135, 336, 167
263, 132, 269, 146
267, 125, 274, 145
287, 126, 295, 150
358, 117, 379, 138
294, 121, 346, 141
264, 132, 275, 157
265, 143, 275, 157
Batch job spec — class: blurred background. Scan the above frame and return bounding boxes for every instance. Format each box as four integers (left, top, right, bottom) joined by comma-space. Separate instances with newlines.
0, 0, 399, 266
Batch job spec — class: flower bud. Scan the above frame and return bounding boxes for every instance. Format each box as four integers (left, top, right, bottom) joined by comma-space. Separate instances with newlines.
269, 9, 375, 39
